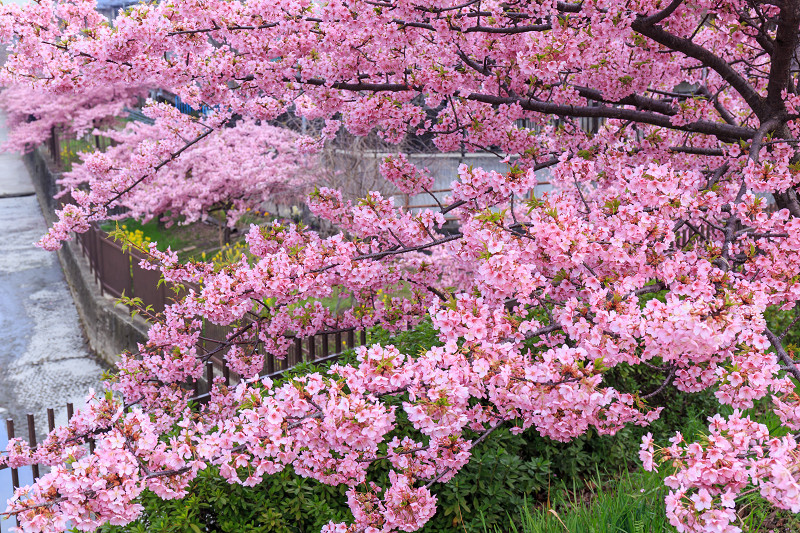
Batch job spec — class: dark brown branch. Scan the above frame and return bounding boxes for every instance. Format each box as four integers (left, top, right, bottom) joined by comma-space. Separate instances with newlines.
415, 0, 481, 13
523, 323, 563, 339
631, 16, 768, 120
641, 365, 676, 399
556, 2, 583, 13
765, 327, 800, 382
465, 93, 755, 141
297, 74, 755, 140
697, 85, 739, 126
637, 0, 685, 27
780, 310, 800, 340
574, 86, 676, 116
765, 0, 800, 111
463, 24, 552, 34
167, 22, 278, 36
631, 281, 666, 298
668, 146, 725, 156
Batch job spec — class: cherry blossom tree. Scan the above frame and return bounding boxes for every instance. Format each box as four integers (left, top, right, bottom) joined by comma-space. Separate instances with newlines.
0, 86, 317, 234
58, 105, 318, 233
1, 1, 800, 532
0, 82, 145, 153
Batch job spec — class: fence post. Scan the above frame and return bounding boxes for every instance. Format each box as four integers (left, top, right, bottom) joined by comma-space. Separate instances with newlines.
27, 414, 39, 480
6, 419, 20, 490
51, 127, 61, 170
48, 127, 56, 163
96, 229, 104, 295
294, 337, 302, 365
205, 362, 214, 394
307, 336, 316, 362
347, 330, 355, 349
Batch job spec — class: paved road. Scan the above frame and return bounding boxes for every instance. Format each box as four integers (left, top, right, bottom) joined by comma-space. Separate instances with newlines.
0, 113, 105, 532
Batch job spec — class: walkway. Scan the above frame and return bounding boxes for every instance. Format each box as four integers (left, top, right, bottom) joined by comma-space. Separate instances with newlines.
0, 113, 105, 532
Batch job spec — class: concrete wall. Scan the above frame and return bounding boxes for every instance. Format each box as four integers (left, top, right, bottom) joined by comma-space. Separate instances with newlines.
23, 148, 149, 365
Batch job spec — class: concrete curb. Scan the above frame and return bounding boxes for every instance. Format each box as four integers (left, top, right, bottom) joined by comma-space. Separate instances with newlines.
23, 148, 149, 365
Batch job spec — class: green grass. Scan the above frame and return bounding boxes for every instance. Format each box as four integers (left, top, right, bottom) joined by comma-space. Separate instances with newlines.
102, 218, 190, 252
485, 466, 800, 533
498, 469, 672, 533
480, 398, 800, 533
59, 137, 97, 171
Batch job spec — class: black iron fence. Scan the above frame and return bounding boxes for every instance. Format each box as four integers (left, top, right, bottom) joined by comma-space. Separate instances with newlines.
43, 125, 116, 173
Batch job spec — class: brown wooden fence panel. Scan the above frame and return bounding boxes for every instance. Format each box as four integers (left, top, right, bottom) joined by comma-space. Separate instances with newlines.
130, 248, 167, 313
97, 236, 131, 298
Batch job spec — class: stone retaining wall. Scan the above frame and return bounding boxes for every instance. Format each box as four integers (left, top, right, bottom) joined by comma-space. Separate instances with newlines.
23, 148, 148, 365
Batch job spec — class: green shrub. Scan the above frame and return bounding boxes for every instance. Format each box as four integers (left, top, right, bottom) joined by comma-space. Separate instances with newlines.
424, 429, 552, 532
98, 466, 351, 533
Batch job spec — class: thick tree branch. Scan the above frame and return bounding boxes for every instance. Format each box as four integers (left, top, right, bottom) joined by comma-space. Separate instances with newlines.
574, 86, 676, 116
765, 327, 800, 382
465, 93, 755, 141
631, 16, 768, 120
765, 0, 800, 111
637, 0, 685, 26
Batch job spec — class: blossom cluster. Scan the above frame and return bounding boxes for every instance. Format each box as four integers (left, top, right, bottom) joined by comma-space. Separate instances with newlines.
2, 0, 800, 532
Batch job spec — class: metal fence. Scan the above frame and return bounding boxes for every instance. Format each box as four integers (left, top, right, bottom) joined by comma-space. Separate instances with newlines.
75, 224, 173, 312
43, 126, 116, 173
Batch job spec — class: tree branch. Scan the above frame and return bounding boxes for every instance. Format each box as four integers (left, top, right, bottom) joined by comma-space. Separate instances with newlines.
765, 0, 800, 111
631, 16, 767, 120
765, 327, 800, 382
465, 93, 755, 141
